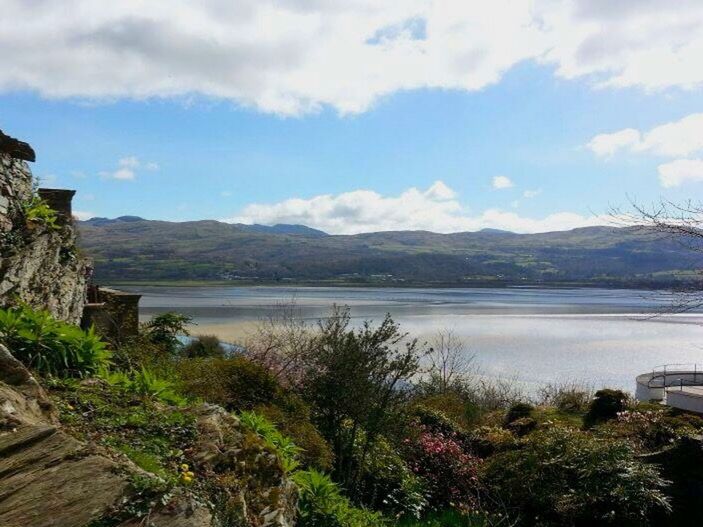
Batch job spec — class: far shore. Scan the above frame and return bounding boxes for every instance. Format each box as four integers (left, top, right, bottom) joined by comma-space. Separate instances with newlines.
107, 279, 687, 291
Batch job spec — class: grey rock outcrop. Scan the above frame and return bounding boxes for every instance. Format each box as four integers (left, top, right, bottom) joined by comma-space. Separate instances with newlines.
0, 145, 88, 324
0, 345, 298, 527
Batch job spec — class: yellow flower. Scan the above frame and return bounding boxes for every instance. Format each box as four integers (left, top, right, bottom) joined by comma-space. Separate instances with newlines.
180, 463, 189, 471
185, 471, 195, 478
182, 475, 193, 484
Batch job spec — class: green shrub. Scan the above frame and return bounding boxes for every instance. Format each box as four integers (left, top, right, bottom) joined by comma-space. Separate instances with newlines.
293, 469, 387, 527
102, 367, 186, 406
585, 389, 629, 427
177, 356, 279, 411
258, 403, 334, 471
504, 402, 534, 425
484, 427, 671, 526
182, 334, 225, 358
0, 306, 110, 376
350, 432, 427, 518
142, 312, 192, 354
22, 195, 59, 230
505, 416, 537, 436
239, 410, 302, 473
413, 392, 481, 429
538, 382, 593, 414
397, 509, 492, 526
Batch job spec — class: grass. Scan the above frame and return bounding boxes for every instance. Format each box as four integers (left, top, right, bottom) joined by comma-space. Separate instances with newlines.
49, 378, 196, 485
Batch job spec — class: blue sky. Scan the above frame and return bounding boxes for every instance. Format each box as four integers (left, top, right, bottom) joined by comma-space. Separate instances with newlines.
2, 1, 703, 233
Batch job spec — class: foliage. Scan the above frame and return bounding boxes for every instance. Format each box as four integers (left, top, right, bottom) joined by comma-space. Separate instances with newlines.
413, 391, 482, 430
584, 389, 629, 427
257, 403, 334, 471
504, 402, 534, 425
0, 305, 110, 376
301, 307, 427, 495
537, 381, 593, 414
182, 334, 225, 358
102, 367, 186, 406
350, 432, 427, 518
239, 410, 303, 473
22, 195, 59, 230
50, 378, 197, 490
403, 424, 482, 513
293, 469, 387, 527
142, 312, 192, 354
468, 426, 517, 457
599, 408, 703, 452
396, 509, 494, 527
484, 426, 671, 526
177, 355, 280, 411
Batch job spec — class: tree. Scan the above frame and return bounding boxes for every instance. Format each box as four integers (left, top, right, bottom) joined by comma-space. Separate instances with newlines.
301, 306, 427, 496
612, 198, 703, 311
424, 329, 475, 394
143, 312, 192, 354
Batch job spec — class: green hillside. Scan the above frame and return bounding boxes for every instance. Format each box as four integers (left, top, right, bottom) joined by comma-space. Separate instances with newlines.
77, 217, 701, 286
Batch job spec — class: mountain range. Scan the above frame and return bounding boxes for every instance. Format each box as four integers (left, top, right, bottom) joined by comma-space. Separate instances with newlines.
77, 216, 701, 286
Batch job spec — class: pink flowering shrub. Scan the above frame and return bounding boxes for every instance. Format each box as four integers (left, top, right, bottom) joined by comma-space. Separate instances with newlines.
404, 425, 482, 512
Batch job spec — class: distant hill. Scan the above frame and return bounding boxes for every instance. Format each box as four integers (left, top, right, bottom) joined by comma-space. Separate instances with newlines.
76, 218, 701, 286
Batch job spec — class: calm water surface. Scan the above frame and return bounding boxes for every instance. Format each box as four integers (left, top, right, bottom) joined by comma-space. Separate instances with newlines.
122, 285, 703, 393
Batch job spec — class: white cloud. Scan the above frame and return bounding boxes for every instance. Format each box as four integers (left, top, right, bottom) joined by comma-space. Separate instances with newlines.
657, 159, 703, 188
492, 176, 513, 189
587, 128, 641, 157
2, 1, 703, 115
587, 113, 703, 158
223, 180, 605, 234
111, 168, 136, 180
73, 210, 95, 220
588, 112, 703, 187
119, 156, 140, 169
523, 189, 542, 198
100, 156, 158, 180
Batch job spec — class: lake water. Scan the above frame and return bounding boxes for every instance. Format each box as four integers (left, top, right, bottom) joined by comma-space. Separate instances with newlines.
122, 285, 703, 394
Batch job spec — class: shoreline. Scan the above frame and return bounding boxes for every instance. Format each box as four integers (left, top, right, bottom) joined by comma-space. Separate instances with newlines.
106, 279, 688, 292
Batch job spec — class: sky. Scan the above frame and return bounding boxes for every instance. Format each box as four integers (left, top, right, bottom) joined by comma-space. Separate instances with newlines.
2, 0, 703, 234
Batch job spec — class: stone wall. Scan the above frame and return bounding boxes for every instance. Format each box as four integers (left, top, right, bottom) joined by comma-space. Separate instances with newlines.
0, 142, 88, 324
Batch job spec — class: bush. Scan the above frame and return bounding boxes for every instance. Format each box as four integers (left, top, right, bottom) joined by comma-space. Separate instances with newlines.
0, 306, 110, 376
397, 509, 493, 526
177, 356, 279, 411
142, 312, 192, 354
537, 381, 593, 413
404, 424, 482, 513
484, 427, 671, 526
468, 426, 517, 457
182, 334, 225, 358
350, 432, 427, 518
600, 409, 703, 452
293, 469, 386, 527
505, 416, 537, 436
504, 402, 534, 425
239, 410, 302, 473
102, 367, 186, 406
585, 389, 629, 427
22, 195, 59, 230
257, 403, 334, 471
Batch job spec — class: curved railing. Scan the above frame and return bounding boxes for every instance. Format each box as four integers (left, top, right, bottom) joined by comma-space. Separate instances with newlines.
635, 364, 703, 401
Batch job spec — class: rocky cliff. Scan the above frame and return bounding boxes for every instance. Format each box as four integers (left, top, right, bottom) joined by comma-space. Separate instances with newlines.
0, 344, 298, 527
0, 134, 87, 324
